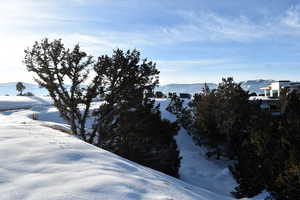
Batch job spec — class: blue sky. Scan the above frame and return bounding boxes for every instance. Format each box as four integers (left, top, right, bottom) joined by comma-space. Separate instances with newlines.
0, 0, 300, 84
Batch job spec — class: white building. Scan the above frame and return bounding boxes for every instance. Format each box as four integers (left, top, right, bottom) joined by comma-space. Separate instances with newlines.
260, 80, 300, 98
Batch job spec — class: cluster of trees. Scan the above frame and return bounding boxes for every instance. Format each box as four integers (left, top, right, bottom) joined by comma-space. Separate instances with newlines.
23, 38, 299, 198
16, 82, 34, 96
24, 38, 181, 177
167, 78, 300, 200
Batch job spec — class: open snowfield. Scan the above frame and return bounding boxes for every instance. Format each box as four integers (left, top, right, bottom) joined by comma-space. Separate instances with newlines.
0, 97, 267, 200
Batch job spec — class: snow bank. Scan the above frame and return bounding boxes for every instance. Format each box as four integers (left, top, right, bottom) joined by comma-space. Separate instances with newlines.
0, 113, 234, 200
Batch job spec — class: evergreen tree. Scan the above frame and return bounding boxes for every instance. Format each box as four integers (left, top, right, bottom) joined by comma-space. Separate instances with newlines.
16, 82, 26, 96
232, 91, 300, 199
189, 77, 260, 159
24, 38, 103, 142
93, 49, 181, 177
268, 91, 300, 200
166, 92, 192, 129
166, 93, 184, 115
25, 40, 181, 177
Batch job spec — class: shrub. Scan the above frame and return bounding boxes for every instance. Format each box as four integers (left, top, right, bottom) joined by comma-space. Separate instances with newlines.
23, 92, 34, 96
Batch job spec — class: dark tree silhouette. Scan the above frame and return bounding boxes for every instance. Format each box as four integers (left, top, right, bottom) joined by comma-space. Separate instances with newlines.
25, 40, 181, 177
92, 49, 181, 177
24, 38, 104, 142
16, 82, 26, 96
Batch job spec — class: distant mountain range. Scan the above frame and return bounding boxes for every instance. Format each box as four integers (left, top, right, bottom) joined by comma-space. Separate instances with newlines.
156, 83, 218, 94
157, 79, 275, 95
0, 79, 276, 96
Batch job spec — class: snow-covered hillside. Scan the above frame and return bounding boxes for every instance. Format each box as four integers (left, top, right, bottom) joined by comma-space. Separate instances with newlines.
240, 79, 274, 94
0, 103, 232, 200
154, 80, 276, 95
0, 97, 267, 200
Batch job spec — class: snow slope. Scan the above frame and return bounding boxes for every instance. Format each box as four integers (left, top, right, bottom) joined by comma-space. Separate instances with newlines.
0, 112, 233, 200
0, 97, 268, 200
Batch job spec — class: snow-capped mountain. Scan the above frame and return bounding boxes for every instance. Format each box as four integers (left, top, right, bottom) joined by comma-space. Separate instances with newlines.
156, 80, 276, 95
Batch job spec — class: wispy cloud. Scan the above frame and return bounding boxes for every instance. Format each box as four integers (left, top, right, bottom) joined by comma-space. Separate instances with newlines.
1, 1, 300, 84
280, 5, 300, 29
155, 5, 300, 44
157, 11, 270, 43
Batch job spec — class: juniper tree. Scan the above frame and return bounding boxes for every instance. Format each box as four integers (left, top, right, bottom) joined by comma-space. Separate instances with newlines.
24, 38, 103, 142
93, 49, 181, 177
268, 91, 300, 200
166, 93, 192, 129
24, 40, 181, 177
231, 90, 300, 199
190, 78, 262, 159
92, 49, 160, 145
16, 82, 26, 96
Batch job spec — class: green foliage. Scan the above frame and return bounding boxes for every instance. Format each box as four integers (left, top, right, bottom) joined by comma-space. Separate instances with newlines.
267, 91, 300, 200
190, 78, 261, 159
166, 93, 183, 115
16, 82, 26, 95
93, 49, 181, 177
25, 40, 181, 177
24, 38, 104, 141
166, 93, 192, 129
231, 91, 300, 199
101, 105, 181, 177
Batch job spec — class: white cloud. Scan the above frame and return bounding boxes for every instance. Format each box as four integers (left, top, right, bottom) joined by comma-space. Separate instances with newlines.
157, 11, 274, 43
155, 5, 300, 43
1, 1, 300, 84
281, 5, 300, 28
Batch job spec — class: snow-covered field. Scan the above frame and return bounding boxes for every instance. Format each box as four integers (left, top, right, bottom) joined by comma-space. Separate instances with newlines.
0, 96, 52, 110
0, 97, 267, 200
